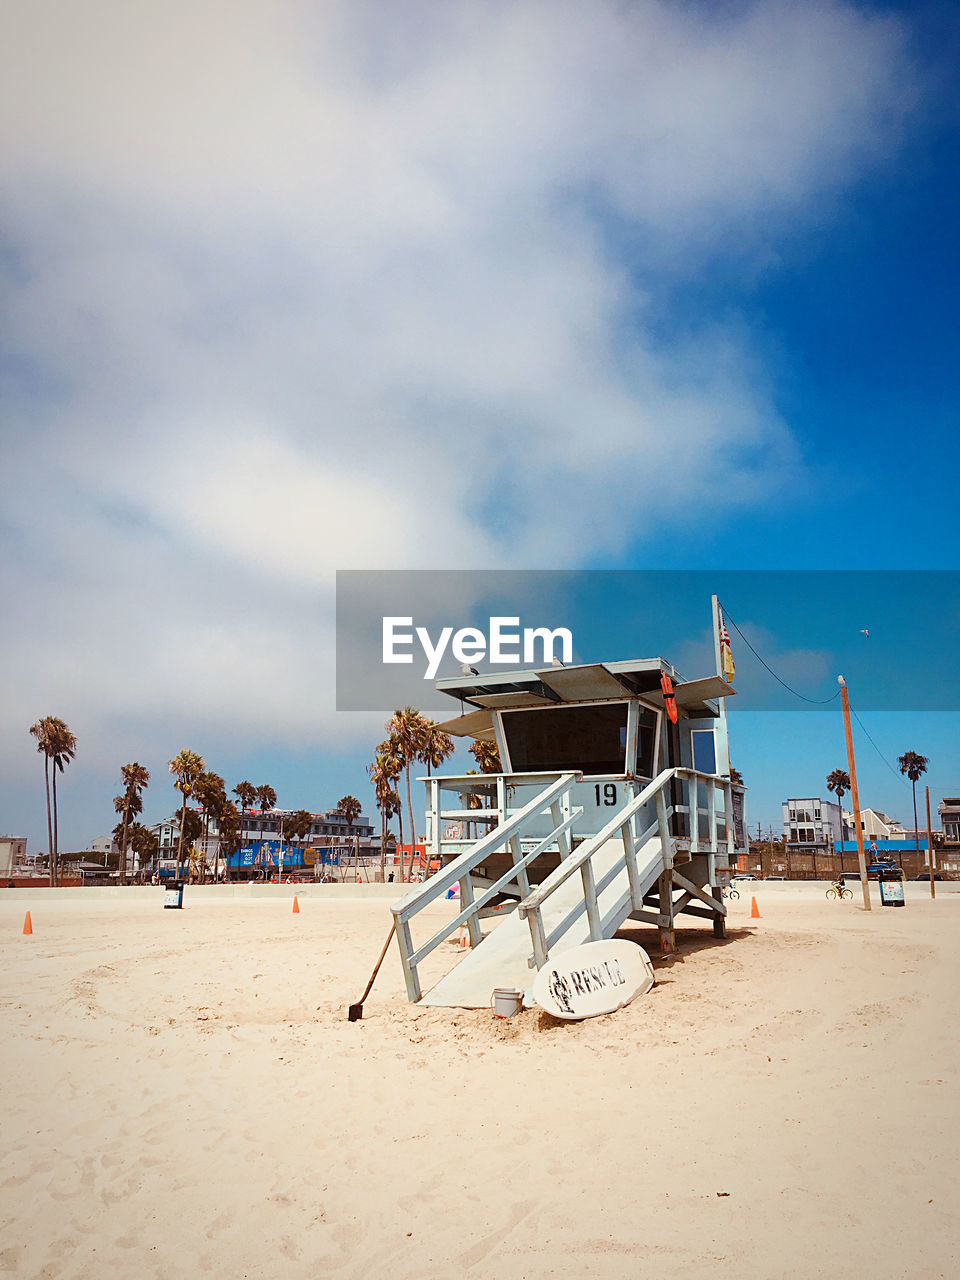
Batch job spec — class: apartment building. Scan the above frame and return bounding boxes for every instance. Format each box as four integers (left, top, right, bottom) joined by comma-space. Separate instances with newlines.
1, 836, 27, 879
782, 797, 847, 854
938, 797, 960, 845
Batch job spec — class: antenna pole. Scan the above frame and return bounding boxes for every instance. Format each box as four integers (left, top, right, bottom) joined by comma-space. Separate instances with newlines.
711, 594, 731, 776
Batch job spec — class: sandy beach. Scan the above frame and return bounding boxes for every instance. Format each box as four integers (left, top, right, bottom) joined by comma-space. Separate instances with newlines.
2, 883, 959, 1279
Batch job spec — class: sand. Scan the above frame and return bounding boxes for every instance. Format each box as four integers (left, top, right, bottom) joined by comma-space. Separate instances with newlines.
2, 883, 959, 1279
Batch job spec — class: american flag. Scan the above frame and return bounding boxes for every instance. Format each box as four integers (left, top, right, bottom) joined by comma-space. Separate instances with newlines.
718, 609, 735, 683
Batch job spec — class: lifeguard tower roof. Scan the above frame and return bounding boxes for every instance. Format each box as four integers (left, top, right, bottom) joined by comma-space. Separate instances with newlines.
435, 658, 733, 740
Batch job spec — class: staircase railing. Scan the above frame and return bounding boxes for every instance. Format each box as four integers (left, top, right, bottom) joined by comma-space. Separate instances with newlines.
519, 767, 734, 969
391, 771, 581, 1001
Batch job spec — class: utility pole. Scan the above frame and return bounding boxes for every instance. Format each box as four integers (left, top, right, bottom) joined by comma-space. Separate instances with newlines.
838, 676, 871, 910
925, 786, 936, 900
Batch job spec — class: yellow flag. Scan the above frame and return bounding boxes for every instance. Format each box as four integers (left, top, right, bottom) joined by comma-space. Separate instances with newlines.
718, 610, 735, 683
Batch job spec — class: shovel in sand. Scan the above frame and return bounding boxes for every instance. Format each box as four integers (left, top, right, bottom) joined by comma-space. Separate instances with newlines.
348, 923, 397, 1021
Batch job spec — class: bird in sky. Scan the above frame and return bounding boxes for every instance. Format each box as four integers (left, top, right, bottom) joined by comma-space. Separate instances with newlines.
860, 629, 870, 638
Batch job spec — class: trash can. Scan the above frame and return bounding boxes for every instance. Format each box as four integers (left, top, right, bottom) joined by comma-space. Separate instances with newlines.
164, 879, 184, 909
878, 867, 905, 908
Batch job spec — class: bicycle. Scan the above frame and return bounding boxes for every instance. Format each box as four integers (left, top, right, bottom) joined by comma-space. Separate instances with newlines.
723, 885, 740, 900
825, 886, 853, 900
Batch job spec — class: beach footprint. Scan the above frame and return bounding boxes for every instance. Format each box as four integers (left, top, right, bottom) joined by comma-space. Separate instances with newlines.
456, 1198, 537, 1270
204, 1211, 233, 1240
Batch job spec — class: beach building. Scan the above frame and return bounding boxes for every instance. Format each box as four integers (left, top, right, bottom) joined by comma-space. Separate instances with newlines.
852, 808, 907, 842
782, 796, 848, 856
89, 834, 119, 858
390, 604, 748, 1007
1, 836, 26, 879
939, 797, 960, 845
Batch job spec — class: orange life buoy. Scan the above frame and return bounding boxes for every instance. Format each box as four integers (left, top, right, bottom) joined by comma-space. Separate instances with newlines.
661, 673, 678, 724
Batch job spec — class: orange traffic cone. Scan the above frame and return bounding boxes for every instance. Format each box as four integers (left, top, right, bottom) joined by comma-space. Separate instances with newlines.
22, 911, 33, 936
750, 896, 761, 919
292, 896, 300, 914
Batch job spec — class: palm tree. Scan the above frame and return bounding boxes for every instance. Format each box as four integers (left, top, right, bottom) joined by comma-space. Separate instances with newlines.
255, 784, 277, 876
128, 822, 159, 881
193, 772, 226, 878
384, 716, 424, 885
368, 751, 402, 882
336, 795, 363, 876
180, 808, 203, 859
30, 719, 57, 883
388, 708, 429, 883
418, 722, 454, 878
415, 724, 454, 877
209, 790, 229, 881
283, 809, 314, 876
186, 844, 206, 883
169, 749, 205, 876
468, 739, 501, 774
216, 800, 240, 880
898, 751, 929, 870
113, 790, 142, 877
826, 767, 851, 872
112, 821, 127, 868
379, 733, 406, 859
381, 787, 402, 880
115, 762, 150, 885
419, 721, 455, 777
29, 716, 77, 887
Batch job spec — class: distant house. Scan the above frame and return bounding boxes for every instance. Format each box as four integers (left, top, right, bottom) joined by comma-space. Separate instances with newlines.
89, 834, 118, 857
851, 808, 907, 843
782, 797, 848, 854
1, 836, 27, 879
939, 798, 960, 845
151, 816, 181, 869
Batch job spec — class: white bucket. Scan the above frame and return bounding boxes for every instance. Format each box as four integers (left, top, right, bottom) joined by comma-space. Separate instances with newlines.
492, 987, 523, 1018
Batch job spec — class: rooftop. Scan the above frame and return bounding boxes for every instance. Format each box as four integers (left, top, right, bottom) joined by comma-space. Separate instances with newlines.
436, 658, 735, 738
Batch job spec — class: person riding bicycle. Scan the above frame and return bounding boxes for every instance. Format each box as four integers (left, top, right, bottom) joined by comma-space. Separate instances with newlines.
834, 872, 845, 896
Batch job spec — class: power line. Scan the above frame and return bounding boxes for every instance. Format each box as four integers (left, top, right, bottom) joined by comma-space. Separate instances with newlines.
718, 601, 911, 803
851, 707, 910, 788
719, 603, 841, 706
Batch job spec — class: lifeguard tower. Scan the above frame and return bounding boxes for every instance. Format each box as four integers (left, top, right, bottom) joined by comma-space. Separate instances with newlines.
391, 604, 748, 1008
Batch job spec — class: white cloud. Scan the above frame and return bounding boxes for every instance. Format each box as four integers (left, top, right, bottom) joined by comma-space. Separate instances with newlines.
0, 0, 921, 804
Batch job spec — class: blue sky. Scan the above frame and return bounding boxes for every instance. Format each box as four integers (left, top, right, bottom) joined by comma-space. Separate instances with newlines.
1, 0, 958, 850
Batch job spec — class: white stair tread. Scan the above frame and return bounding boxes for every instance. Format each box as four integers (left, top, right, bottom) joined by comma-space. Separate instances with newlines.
420, 834, 663, 1009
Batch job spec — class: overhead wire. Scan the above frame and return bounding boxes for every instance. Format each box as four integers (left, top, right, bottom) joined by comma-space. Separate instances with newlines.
718, 603, 841, 706
851, 708, 911, 788
719, 600, 910, 790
